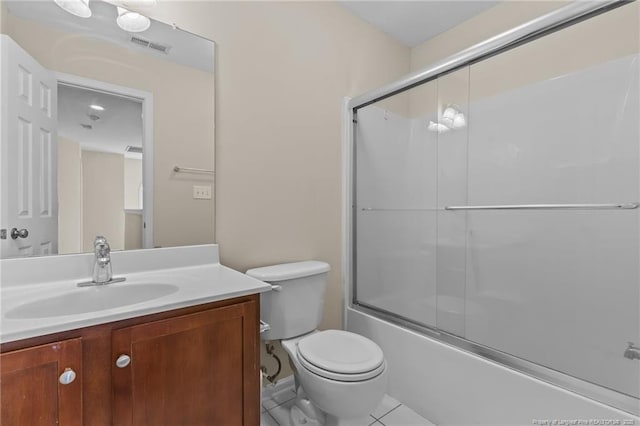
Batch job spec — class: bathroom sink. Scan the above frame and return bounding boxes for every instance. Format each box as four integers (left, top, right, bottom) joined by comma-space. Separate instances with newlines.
5, 283, 180, 319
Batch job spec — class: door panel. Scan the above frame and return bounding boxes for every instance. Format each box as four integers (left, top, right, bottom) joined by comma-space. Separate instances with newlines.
1, 35, 57, 258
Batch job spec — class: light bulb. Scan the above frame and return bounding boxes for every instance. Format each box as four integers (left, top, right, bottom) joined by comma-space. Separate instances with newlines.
452, 112, 466, 129
428, 121, 450, 134
116, 6, 151, 32
54, 0, 92, 18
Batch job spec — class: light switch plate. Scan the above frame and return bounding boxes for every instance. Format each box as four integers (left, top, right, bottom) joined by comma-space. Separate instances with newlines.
193, 185, 212, 200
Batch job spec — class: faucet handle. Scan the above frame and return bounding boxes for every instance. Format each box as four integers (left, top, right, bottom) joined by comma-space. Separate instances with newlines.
94, 235, 108, 246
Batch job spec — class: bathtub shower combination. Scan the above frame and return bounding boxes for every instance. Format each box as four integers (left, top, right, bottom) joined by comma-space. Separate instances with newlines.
345, 0, 639, 417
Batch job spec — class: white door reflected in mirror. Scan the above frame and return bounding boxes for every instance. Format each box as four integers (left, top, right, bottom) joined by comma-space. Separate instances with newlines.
0, 36, 58, 258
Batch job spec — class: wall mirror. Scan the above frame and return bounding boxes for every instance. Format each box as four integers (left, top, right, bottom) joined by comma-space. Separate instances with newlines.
0, 0, 216, 259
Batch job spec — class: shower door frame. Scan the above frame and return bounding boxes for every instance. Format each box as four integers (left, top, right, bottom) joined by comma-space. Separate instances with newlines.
343, 0, 639, 415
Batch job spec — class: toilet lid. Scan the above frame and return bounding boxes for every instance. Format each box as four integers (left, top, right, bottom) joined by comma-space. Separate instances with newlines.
297, 330, 385, 381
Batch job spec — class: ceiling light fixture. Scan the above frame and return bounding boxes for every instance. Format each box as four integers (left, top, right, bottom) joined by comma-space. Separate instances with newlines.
89, 104, 105, 111
54, 0, 92, 18
116, 6, 151, 33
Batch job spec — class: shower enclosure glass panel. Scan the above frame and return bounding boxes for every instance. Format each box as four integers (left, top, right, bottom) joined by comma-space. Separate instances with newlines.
435, 68, 470, 337
353, 2, 639, 401
355, 87, 438, 328
463, 10, 639, 398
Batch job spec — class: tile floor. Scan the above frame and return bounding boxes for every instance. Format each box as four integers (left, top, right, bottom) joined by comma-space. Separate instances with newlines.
261, 383, 435, 426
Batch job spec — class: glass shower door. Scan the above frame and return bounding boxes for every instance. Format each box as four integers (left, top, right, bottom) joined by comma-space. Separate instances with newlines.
353, 0, 640, 405
355, 84, 439, 328
460, 7, 640, 397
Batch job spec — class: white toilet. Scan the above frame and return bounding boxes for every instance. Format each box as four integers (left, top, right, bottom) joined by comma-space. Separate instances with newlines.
247, 261, 387, 426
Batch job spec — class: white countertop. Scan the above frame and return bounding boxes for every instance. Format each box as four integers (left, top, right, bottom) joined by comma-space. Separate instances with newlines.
0, 245, 271, 343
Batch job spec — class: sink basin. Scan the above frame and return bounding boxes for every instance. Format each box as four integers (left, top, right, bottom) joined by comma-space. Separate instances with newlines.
5, 283, 180, 319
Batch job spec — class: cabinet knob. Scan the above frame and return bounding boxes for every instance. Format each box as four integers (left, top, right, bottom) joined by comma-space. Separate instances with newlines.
116, 354, 131, 368
59, 368, 76, 385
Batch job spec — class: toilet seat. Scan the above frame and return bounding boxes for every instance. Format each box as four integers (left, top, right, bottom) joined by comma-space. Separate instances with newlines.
296, 330, 385, 382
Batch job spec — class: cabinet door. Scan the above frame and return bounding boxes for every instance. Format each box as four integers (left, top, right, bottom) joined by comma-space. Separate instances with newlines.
1, 338, 82, 426
112, 300, 259, 426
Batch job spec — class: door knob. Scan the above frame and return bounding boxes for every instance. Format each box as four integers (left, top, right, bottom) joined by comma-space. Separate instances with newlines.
116, 354, 131, 368
59, 368, 76, 385
10, 228, 28, 239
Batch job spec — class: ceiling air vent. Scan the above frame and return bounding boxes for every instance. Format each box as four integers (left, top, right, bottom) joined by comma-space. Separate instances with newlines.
125, 145, 143, 154
149, 42, 170, 54
129, 36, 171, 54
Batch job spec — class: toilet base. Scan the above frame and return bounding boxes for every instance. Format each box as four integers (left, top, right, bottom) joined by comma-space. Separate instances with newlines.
288, 386, 325, 426
285, 385, 366, 426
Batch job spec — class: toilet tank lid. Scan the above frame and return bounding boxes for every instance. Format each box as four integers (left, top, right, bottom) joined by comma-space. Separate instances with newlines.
246, 261, 330, 281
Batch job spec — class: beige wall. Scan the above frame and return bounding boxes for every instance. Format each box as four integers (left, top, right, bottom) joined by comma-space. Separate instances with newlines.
124, 213, 143, 250
0, 1, 7, 33
4, 0, 634, 383
124, 158, 143, 210
58, 136, 82, 254
403, 1, 639, 120
411, 2, 567, 72
144, 1, 411, 335
1, 12, 215, 249
411, 2, 639, 86
2, 1, 410, 381
81, 150, 124, 251
3, 0, 409, 332
468, 3, 638, 101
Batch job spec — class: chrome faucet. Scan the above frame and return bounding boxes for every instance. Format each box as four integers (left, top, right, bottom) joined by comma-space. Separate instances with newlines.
92, 236, 112, 284
624, 342, 640, 360
77, 236, 126, 287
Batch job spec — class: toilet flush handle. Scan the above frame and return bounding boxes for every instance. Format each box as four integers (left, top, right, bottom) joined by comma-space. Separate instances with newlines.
270, 285, 282, 292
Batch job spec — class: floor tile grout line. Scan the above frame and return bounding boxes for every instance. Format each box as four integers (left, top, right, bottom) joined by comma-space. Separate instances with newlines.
264, 389, 434, 425
372, 403, 403, 421
265, 394, 297, 412
265, 409, 280, 426
262, 390, 297, 412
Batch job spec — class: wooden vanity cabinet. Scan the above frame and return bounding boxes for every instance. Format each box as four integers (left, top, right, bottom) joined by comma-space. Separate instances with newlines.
0, 338, 83, 426
0, 294, 260, 426
112, 299, 258, 426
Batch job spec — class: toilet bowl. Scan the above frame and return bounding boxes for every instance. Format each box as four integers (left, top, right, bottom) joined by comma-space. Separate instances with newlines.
246, 261, 387, 425
283, 329, 387, 420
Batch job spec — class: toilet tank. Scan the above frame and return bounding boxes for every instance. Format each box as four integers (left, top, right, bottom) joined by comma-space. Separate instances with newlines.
246, 261, 330, 341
